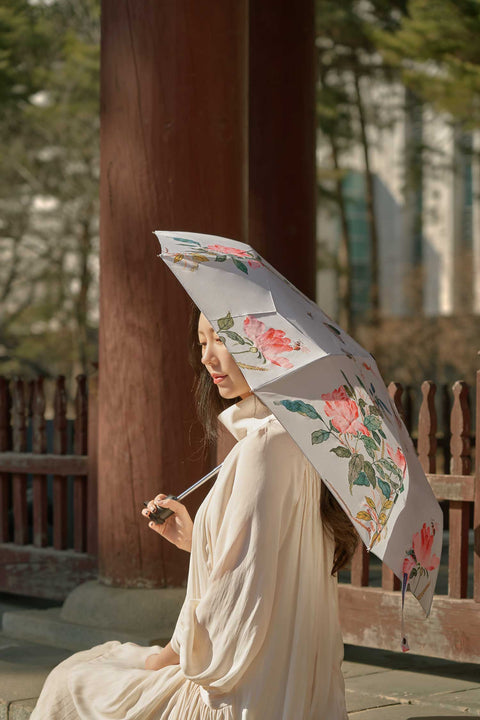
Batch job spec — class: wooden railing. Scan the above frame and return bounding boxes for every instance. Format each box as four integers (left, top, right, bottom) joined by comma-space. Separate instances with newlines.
338, 372, 479, 663
0, 369, 478, 661
0, 375, 98, 600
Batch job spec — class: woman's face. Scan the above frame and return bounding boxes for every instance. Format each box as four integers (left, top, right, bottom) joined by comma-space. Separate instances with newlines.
198, 312, 252, 400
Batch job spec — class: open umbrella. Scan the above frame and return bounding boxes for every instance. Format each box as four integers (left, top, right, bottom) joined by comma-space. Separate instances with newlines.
154, 230, 443, 644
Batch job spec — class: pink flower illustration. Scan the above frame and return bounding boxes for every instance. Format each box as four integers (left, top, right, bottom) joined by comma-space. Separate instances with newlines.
412, 523, 440, 572
321, 386, 371, 436
243, 316, 294, 368
207, 245, 261, 268
387, 444, 407, 476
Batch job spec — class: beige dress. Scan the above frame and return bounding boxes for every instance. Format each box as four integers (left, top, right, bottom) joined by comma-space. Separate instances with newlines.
31, 395, 348, 720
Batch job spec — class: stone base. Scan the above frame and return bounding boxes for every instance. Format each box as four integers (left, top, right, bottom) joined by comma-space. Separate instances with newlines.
2, 581, 185, 652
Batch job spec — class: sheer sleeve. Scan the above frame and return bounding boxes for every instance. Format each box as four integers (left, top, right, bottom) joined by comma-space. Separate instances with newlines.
170, 421, 305, 706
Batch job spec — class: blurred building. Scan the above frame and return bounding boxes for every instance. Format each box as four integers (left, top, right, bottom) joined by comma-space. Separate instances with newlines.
316, 84, 480, 321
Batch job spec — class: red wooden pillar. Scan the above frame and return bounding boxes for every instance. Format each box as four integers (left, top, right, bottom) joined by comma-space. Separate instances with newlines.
100, 1, 248, 587
249, 0, 316, 300
216, 0, 316, 463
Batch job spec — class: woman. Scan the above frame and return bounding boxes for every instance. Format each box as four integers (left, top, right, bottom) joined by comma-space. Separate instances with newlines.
31, 306, 356, 720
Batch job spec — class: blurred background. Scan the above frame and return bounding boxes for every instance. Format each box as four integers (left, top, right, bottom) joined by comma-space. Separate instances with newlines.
1, 0, 479, 411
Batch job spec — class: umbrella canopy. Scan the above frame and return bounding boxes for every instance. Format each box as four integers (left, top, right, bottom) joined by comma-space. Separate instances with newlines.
155, 230, 443, 620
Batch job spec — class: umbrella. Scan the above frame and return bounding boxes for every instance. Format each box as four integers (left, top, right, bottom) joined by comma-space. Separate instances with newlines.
154, 230, 443, 640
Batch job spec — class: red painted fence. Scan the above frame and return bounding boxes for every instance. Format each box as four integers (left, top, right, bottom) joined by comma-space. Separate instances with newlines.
0, 375, 98, 599
0, 370, 478, 661
338, 373, 479, 663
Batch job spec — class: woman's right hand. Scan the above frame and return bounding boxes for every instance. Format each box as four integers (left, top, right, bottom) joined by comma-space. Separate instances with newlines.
142, 495, 193, 552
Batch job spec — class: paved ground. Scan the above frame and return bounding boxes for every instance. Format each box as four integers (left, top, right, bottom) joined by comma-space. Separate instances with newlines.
0, 594, 478, 719
343, 645, 479, 718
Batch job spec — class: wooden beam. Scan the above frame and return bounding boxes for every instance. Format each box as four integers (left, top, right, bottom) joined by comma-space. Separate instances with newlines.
426, 473, 474, 502
0, 453, 88, 476
338, 584, 480, 664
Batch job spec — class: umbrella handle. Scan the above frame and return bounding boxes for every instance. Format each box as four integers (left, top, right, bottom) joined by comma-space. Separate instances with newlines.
143, 496, 178, 524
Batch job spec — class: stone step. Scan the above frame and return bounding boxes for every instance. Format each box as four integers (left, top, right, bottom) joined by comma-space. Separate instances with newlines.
0, 633, 71, 720
2, 607, 169, 653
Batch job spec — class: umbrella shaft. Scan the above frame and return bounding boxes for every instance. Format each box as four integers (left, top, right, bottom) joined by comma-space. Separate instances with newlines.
177, 463, 223, 501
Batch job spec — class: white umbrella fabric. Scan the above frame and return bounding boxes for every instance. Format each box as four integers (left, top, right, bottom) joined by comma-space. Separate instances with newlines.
154, 230, 442, 629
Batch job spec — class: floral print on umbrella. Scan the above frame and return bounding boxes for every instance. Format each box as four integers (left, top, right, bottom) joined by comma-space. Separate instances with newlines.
403, 522, 440, 600
400, 521, 441, 650
275, 371, 405, 548
163, 236, 262, 274
216, 312, 309, 371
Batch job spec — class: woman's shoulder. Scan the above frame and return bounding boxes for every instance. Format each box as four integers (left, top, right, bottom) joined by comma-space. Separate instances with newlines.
239, 414, 306, 468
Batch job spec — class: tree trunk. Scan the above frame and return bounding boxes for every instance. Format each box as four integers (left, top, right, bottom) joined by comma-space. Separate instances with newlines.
354, 70, 380, 327
330, 134, 353, 333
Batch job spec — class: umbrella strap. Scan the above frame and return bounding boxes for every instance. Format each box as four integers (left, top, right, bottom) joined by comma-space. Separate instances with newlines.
400, 573, 410, 653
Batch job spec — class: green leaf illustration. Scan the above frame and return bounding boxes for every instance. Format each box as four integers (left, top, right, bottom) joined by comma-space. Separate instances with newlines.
340, 370, 355, 393
343, 384, 355, 399
348, 453, 365, 490
378, 458, 398, 475
376, 463, 387, 479
232, 257, 248, 274
378, 428, 386, 439
364, 414, 382, 431
274, 399, 320, 420
330, 446, 352, 458
355, 374, 367, 391
378, 478, 391, 499
382, 458, 403, 482
372, 430, 381, 445
215, 255, 227, 262
363, 461, 376, 488
358, 398, 367, 418
361, 436, 378, 459
312, 429, 330, 444
173, 237, 201, 246
217, 312, 234, 331
353, 471, 369, 487
223, 330, 245, 345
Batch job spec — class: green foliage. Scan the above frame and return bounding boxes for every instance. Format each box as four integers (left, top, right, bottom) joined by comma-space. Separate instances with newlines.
374, 0, 480, 127
0, 0, 100, 381
0, 0, 51, 106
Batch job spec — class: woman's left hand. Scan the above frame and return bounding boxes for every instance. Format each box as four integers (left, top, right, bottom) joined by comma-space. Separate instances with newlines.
142, 495, 193, 552
144, 641, 180, 671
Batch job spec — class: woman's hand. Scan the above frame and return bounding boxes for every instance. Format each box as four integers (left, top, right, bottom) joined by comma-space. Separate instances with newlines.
142, 495, 193, 552
145, 642, 180, 671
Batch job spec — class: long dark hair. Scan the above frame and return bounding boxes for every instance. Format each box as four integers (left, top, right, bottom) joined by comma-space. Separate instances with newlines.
188, 303, 358, 574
